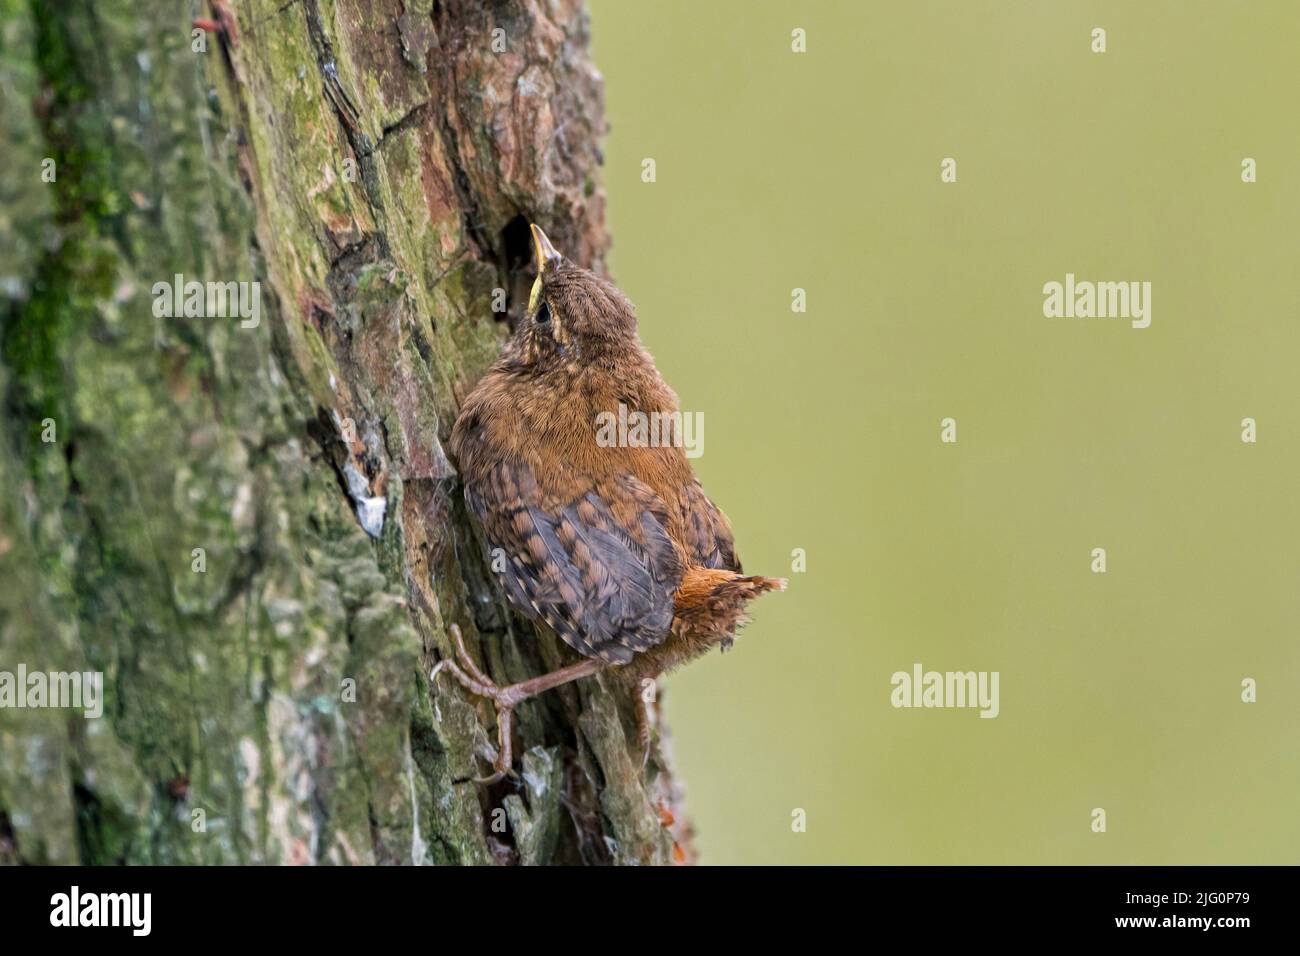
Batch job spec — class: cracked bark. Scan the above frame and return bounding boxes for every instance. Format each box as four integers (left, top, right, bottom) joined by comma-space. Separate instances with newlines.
0, 0, 688, 865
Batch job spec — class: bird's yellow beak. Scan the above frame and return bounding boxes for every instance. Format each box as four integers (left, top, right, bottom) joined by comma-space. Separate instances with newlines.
530, 223, 562, 274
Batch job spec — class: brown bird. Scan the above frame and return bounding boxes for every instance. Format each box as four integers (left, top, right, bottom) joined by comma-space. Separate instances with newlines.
440, 224, 784, 782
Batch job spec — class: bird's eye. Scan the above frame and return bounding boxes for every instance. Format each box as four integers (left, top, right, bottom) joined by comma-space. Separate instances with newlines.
535, 301, 551, 325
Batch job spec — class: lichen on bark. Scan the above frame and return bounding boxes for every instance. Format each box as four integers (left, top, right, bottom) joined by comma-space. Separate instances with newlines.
0, 0, 686, 865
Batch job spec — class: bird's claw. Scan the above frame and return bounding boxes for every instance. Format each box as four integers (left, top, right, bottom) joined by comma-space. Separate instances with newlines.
435, 624, 517, 784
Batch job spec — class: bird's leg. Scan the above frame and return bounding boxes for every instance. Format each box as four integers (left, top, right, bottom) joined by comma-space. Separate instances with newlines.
635, 678, 659, 770
433, 623, 604, 784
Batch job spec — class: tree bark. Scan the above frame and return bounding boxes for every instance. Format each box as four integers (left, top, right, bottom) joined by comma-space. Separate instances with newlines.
0, 0, 687, 865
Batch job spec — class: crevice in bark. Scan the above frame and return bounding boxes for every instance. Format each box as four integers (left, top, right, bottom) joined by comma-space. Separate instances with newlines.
379, 101, 432, 144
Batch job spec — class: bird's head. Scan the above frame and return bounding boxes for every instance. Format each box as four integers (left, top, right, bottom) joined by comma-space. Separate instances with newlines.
502, 224, 639, 371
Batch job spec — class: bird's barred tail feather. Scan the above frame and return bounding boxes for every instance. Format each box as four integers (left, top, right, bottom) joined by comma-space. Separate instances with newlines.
672, 567, 786, 639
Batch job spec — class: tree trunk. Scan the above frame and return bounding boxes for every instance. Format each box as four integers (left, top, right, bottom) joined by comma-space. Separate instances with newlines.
0, 0, 686, 865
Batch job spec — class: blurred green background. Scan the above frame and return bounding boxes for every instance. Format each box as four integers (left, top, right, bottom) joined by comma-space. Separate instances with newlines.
587, 0, 1300, 864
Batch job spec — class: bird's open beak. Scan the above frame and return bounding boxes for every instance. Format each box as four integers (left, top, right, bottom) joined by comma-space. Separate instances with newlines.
530, 223, 562, 274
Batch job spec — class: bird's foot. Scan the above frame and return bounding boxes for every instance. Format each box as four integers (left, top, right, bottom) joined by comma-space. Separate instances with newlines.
431, 624, 517, 784
432, 623, 606, 785
635, 678, 659, 770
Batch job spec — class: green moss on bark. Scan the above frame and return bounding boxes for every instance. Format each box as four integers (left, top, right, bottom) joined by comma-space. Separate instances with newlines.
0, 0, 687, 866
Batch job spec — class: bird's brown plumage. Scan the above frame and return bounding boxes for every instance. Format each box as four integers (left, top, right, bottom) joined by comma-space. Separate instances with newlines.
449, 226, 782, 686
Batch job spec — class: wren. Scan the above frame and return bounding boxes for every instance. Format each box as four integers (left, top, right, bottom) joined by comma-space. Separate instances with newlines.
439, 224, 785, 782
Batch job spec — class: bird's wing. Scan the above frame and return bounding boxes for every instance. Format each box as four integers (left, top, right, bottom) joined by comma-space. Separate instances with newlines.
466, 459, 682, 664
681, 479, 741, 572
